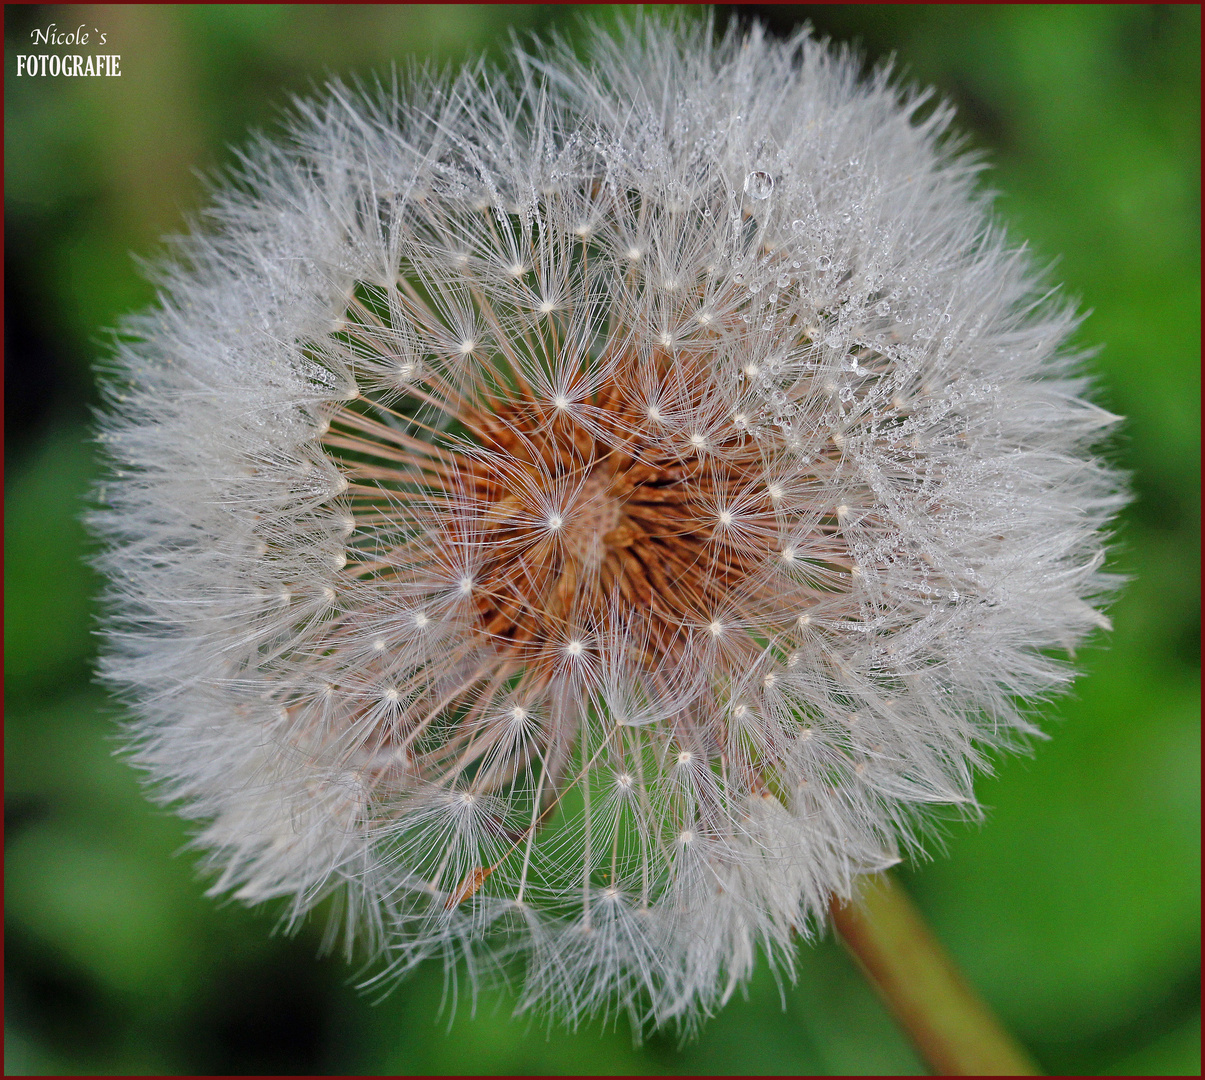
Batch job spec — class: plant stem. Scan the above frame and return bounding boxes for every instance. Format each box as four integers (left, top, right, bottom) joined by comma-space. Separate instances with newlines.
830, 872, 1041, 1076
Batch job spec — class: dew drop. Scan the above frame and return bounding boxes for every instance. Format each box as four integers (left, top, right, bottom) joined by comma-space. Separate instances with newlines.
744, 171, 774, 200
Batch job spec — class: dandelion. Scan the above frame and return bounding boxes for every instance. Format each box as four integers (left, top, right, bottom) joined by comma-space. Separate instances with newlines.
92, 15, 1124, 1031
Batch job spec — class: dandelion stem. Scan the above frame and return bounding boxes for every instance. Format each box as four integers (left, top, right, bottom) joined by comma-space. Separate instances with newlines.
830, 872, 1041, 1077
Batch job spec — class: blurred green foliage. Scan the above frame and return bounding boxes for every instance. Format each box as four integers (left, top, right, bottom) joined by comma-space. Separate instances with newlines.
5, 5, 1198, 1075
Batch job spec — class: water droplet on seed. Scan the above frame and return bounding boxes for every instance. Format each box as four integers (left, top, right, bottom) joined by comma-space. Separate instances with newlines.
744, 171, 774, 200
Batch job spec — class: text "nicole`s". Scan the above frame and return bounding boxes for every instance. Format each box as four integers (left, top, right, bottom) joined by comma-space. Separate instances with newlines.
15, 24, 120, 77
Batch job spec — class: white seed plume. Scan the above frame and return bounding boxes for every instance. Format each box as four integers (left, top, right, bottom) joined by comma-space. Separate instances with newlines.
91, 16, 1124, 1031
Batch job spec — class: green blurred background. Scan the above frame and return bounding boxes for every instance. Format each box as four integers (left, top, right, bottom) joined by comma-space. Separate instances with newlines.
4, 4, 1199, 1075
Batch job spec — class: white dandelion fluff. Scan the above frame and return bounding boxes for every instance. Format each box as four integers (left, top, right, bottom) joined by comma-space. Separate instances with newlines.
92, 15, 1125, 1030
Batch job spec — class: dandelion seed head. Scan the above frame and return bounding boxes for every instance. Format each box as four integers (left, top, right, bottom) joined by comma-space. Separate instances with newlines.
93, 12, 1125, 1035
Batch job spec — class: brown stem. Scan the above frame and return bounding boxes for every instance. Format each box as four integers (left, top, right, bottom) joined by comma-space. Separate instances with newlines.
830, 872, 1041, 1077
